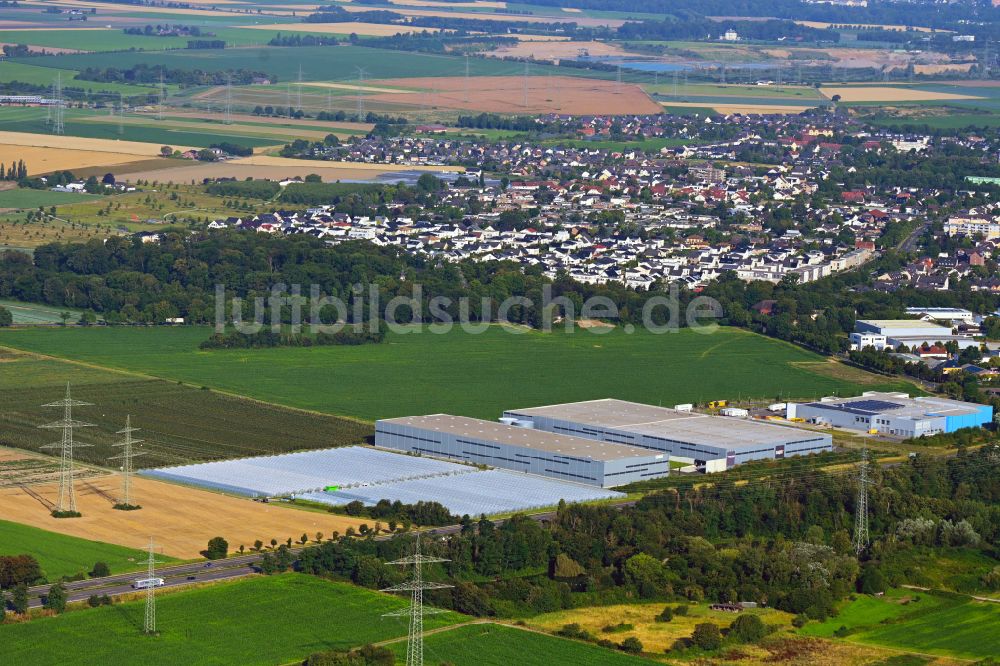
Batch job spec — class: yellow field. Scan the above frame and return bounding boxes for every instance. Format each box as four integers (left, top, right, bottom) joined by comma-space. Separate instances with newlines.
795, 20, 950, 33
663, 101, 818, 115
234, 155, 463, 171
304, 81, 419, 94
818, 86, 982, 102
0, 131, 195, 173
246, 22, 442, 36
341, 4, 626, 26
390, 0, 507, 7
35, 0, 246, 16
0, 472, 367, 559
491, 39, 632, 60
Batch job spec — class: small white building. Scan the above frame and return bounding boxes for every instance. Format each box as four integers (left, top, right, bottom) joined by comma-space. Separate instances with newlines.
722, 29, 739, 41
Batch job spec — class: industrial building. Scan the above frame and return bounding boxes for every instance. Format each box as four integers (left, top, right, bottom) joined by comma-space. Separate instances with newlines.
502, 399, 832, 473
853, 319, 977, 351
375, 414, 670, 488
787, 392, 993, 437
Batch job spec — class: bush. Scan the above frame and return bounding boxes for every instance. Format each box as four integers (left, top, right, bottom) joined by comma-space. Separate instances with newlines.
204, 536, 229, 560
673, 604, 689, 616
792, 613, 809, 628
655, 605, 673, 622
729, 614, 767, 643
619, 636, 643, 654
89, 561, 110, 578
691, 622, 722, 650
602, 622, 634, 633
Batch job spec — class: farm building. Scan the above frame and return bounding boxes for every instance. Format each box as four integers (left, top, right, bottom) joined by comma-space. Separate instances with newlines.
786, 391, 993, 437
374, 414, 670, 487
502, 399, 831, 473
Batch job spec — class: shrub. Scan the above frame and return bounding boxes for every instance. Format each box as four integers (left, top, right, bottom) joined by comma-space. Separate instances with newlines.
792, 613, 809, 628
655, 606, 673, 622
691, 622, 722, 650
619, 636, 643, 654
729, 614, 767, 643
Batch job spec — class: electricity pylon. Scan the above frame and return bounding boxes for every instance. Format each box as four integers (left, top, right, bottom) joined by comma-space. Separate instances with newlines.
355, 66, 367, 120
141, 537, 163, 635
853, 447, 870, 555
39, 383, 93, 514
381, 535, 452, 666
109, 415, 144, 509
52, 73, 64, 135
157, 70, 165, 121
224, 74, 233, 125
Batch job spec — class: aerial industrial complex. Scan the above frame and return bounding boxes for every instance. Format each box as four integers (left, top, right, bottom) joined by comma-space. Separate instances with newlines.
377, 398, 832, 479
787, 392, 993, 437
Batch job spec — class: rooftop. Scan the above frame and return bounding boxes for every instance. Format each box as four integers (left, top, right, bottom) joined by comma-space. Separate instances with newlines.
505, 398, 822, 450
857, 319, 952, 331
803, 392, 985, 420
378, 414, 666, 462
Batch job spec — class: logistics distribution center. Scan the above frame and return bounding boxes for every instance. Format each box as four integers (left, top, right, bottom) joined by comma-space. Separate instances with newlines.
376, 399, 833, 484
503, 399, 832, 473
787, 392, 993, 438
375, 414, 670, 488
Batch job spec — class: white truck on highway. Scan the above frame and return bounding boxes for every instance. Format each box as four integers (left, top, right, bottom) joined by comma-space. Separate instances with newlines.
132, 577, 165, 589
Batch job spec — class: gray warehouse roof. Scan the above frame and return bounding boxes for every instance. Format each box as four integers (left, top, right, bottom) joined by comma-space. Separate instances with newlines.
378, 414, 666, 462
506, 399, 823, 450
803, 392, 984, 420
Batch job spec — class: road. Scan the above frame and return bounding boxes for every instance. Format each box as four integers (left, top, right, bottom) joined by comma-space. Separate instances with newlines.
897, 219, 930, 254
23, 508, 572, 608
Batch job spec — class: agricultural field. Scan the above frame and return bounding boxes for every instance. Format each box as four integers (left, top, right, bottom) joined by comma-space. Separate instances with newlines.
0, 298, 97, 324
396, 622, 660, 665
0, 346, 373, 468
0, 325, 919, 423
0, 188, 97, 209
0, 130, 188, 174
0, 61, 164, 95
528, 601, 795, 655
801, 589, 1000, 661
0, 516, 167, 580
0, 575, 465, 665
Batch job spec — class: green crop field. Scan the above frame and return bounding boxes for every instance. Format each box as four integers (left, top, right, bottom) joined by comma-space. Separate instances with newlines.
0, 299, 97, 325
801, 589, 1000, 660
0, 519, 171, 580
0, 188, 98, 210
0, 347, 371, 467
0, 61, 160, 96
0, 575, 465, 665
0, 325, 916, 422
392, 623, 659, 666
16, 45, 575, 83
0, 27, 289, 53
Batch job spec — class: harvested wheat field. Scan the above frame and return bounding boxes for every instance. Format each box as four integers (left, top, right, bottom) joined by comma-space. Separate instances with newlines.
0, 473, 366, 558
374, 75, 661, 115
0, 131, 193, 174
304, 81, 419, 94
490, 39, 632, 61
795, 20, 947, 33
342, 4, 626, 26
246, 22, 443, 36
819, 86, 982, 102
122, 158, 460, 184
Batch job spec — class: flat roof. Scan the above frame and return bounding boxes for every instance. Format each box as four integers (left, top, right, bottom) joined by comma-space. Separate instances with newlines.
505, 399, 824, 451
857, 319, 952, 331
378, 414, 666, 462
803, 392, 984, 420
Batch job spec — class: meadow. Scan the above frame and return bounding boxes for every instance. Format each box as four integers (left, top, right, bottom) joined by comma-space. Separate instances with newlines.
0, 575, 465, 665
0, 518, 168, 579
0, 188, 97, 209
395, 622, 659, 665
0, 347, 372, 467
0, 325, 917, 422
801, 588, 1000, 660
0, 299, 96, 324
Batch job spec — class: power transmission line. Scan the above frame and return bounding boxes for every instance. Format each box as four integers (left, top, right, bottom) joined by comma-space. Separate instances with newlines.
853, 447, 870, 556
52, 73, 64, 135
38, 383, 93, 515
109, 415, 144, 510
225, 73, 233, 125
355, 66, 367, 120
296, 63, 303, 112
141, 537, 163, 635
381, 535, 452, 666
157, 70, 165, 121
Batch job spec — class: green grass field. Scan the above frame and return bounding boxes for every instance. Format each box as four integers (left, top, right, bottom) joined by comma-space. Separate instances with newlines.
0, 299, 96, 324
0, 347, 372, 467
0, 519, 166, 580
0, 61, 162, 95
0, 188, 98, 210
801, 589, 1000, 660
394, 623, 659, 666
0, 325, 916, 422
0, 575, 465, 665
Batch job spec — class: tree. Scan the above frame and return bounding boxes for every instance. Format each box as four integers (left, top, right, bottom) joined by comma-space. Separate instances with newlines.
253, 539, 264, 552
0, 306, 11, 327
691, 622, 722, 650
858, 566, 887, 595
44, 582, 67, 613
160, 145, 174, 157
655, 606, 673, 622
623, 552, 669, 598
204, 536, 229, 560
729, 614, 767, 643
10, 583, 28, 614
89, 561, 110, 578
101, 173, 115, 185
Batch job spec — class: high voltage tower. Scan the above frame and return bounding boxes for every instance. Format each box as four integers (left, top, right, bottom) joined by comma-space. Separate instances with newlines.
464, 54, 470, 104
224, 74, 233, 125
381, 536, 452, 666
296, 64, 303, 112
141, 537, 163, 635
522, 61, 529, 109
853, 447, 871, 556
38, 383, 93, 515
355, 66, 367, 120
157, 70, 165, 121
109, 415, 144, 509
52, 73, 64, 135
118, 92, 125, 135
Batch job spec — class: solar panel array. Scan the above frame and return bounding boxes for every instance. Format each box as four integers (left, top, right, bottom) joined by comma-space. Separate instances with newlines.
297, 469, 625, 517
140, 446, 471, 497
